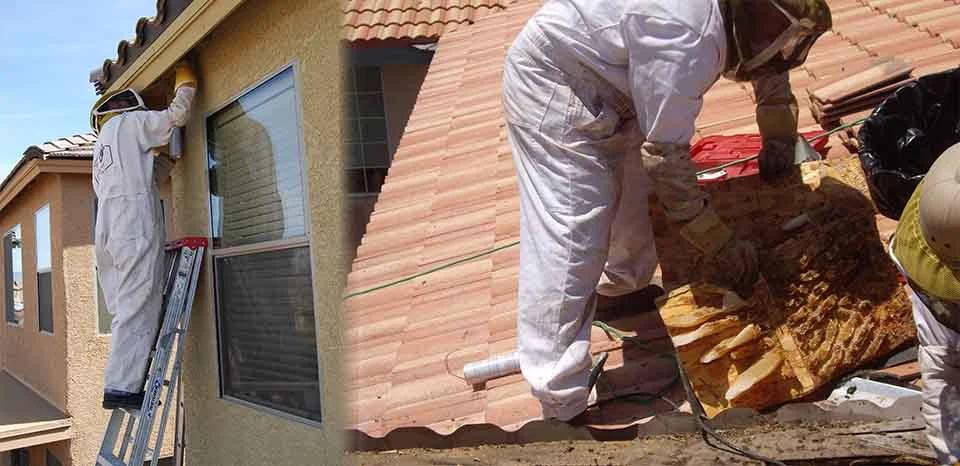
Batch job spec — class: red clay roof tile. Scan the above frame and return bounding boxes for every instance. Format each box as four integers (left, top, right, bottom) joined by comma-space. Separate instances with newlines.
343, 0, 516, 41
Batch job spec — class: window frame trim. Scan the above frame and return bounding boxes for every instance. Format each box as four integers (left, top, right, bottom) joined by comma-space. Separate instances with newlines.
202, 59, 324, 428
345, 64, 391, 195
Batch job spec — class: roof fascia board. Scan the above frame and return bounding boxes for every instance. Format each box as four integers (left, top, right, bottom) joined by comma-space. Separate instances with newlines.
0, 425, 72, 453
0, 159, 91, 213
103, 0, 247, 96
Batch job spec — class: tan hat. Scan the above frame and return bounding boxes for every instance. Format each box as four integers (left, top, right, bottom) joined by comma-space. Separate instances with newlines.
919, 144, 960, 269
893, 143, 960, 301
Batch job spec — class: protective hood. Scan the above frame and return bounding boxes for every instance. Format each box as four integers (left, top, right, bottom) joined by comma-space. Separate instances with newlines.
90, 88, 146, 132
720, 0, 832, 82
895, 181, 960, 302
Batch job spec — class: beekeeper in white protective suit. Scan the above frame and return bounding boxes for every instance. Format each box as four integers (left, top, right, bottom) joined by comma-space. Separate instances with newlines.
502, 0, 831, 421
890, 148, 960, 465
91, 61, 197, 410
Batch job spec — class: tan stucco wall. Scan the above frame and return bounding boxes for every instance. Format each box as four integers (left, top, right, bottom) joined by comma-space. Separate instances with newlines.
58, 173, 106, 466
165, 0, 346, 464
0, 174, 67, 411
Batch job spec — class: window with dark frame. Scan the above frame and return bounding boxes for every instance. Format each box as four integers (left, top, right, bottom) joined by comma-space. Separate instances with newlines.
207, 65, 322, 423
345, 66, 390, 195
36, 204, 53, 334
4, 225, 23, 327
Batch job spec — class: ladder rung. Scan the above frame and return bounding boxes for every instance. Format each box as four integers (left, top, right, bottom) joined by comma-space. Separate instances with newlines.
96, 241, 205, 466
96, 454, 126, 466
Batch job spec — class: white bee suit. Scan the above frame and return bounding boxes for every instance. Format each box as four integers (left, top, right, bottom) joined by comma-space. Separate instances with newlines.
502, 0, 727, 420
94, 87, 194, 394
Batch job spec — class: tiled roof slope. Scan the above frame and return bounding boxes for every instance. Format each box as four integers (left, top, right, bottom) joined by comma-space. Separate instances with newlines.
343, 0, 515, 41
344, 0, 960, 444
23, 133, 97, 159
90, 0, 194, 94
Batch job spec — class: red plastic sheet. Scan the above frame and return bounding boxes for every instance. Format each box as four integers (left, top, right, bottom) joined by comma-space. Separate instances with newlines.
692, 131, 829, 184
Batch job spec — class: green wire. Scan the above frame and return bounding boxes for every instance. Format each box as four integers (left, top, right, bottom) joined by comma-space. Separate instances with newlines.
593, 320, 628, 340
592, 320, 675, 359
344, 118, 869, 300
342, 240, 520, 300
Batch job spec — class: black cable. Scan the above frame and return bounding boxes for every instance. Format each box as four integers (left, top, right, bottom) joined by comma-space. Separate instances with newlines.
674, 352, 788, 466
596, 319, 787, 465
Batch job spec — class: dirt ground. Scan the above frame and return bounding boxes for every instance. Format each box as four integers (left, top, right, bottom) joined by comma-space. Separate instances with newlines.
348, 420, 935, 466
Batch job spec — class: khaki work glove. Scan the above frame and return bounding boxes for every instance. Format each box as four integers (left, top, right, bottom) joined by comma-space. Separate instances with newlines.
753, 72, 799, 182
680, 206, 759, 298
640, 142, 707, 222
641, 142, 760, 297
758, 137, 796, 182
174, 61, 197, 90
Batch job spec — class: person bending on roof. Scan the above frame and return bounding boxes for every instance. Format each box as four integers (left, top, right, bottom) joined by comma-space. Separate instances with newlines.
90, 61, 197, 411
501, 0, 831, 422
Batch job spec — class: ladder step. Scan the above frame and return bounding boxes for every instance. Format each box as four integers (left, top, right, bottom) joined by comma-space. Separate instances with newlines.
96, 454, 125, 466
96, 240, 206, 466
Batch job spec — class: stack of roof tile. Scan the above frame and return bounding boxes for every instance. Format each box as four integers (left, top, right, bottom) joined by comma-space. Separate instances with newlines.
344, 0, 960, 448
808, 58, 914, 127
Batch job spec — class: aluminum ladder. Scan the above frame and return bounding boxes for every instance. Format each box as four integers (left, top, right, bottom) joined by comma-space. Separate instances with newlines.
96, 237, 207, 466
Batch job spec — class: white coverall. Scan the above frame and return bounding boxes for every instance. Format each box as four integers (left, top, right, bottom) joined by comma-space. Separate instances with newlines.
502, 0, 727, 420
94, 87, 194, 394
891, 248, 960, 465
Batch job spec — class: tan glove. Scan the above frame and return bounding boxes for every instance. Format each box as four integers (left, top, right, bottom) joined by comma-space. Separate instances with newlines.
753, 72, 799, 182
641, 142, 759, 297
681, 207, 759, 298
640, 142, 707, 222
174, 61, 197, 90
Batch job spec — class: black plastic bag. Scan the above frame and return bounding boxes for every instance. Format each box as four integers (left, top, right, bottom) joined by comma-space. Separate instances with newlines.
857, 67, 960, 219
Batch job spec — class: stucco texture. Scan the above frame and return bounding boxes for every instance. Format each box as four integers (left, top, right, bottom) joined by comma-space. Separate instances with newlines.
0, 174, 68, 411
167, 0, 346, 464
57, 173, 103, 466
0, 170, 113, 465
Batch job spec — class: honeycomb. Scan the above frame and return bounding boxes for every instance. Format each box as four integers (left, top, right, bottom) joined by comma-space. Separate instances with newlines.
652, 159, 915, 417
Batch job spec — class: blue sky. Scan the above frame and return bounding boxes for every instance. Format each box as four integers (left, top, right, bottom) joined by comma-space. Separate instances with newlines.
0, 0, 156, 178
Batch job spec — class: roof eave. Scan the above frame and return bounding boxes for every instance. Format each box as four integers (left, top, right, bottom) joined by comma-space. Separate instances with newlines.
93, 0, 247, 97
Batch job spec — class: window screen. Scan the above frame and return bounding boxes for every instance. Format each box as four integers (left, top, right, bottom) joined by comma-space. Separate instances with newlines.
5, 225, 23, 326
215, 247, 320, 421
208, 67, 306, 249
36, 205, 52, 333
345, 66, 390, 194
207, 66, 321, 423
